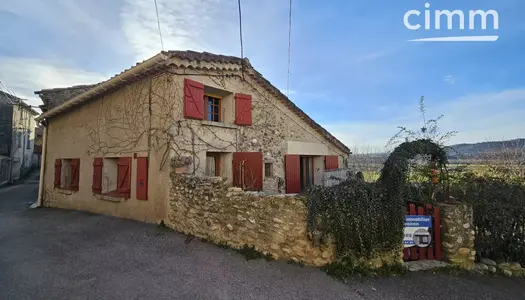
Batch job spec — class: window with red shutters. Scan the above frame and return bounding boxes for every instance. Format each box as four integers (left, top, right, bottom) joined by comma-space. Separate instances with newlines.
324, 155, 339, 170
92, 158, 103, 194
54, 159, 61, 188
70, 159, 80, 191
234, 93, 252, 126
117, 157, 131, 198
184, 78, 205, 119
285, 155, 300, 193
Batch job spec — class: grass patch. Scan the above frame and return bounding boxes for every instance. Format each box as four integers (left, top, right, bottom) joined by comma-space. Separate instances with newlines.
199, 238, 274, 261
427, 265, 475, 276
157, 220, 169, 229
322, 256, 407, 280
238, 245, 274, 261
287, 259, 306, 268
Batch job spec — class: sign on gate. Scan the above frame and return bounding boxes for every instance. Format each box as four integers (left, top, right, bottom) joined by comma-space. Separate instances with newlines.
403, 216, 432, 248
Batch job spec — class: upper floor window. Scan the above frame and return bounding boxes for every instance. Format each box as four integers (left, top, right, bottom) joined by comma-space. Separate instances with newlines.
183, 78, 252, 125
206, 95, 221, 122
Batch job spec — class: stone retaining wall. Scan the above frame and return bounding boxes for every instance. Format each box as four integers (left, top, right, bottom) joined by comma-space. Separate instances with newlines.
438, 203, 476, 269
168, 172, 335, 266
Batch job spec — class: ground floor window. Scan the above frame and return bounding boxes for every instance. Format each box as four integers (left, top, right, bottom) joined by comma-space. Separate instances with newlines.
102, 158, 119, 193
96, 157, 131, 197
205, 152, 221, 177
61, 159, 72, 189
264, 162, 273, 177
54, 158, 80, 191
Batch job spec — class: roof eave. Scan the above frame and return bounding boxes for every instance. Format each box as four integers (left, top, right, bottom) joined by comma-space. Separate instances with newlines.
35, 53, 169, 122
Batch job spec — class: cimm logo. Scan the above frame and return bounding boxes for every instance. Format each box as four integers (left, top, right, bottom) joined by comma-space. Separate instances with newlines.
403, 3, 499, 42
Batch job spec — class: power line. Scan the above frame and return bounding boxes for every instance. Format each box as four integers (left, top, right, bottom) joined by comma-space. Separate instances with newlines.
237, 0, 245, 79
0, 71, 18, 102
153, 0, 164, 51
237, 0, 244, 59
286, 0, 292, 98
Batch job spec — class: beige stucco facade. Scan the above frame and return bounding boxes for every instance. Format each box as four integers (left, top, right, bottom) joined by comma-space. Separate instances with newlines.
40, 54, 349, 223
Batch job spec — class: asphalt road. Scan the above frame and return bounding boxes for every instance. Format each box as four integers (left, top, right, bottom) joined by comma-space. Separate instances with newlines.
0, 171, 524, 300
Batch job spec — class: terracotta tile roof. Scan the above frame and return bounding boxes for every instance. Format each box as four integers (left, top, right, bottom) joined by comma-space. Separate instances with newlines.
35, 50, 350, 154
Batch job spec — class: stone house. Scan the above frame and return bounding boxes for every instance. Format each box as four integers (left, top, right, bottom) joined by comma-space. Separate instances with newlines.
35, 51, 350, 223
0, 91, 38, 185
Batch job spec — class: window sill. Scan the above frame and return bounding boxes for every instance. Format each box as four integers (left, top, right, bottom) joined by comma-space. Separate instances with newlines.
94, 192, 128, 203
201, 120, 239, 129
55, 188, 77, 195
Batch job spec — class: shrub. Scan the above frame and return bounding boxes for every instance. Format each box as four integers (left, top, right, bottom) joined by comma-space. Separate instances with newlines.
451, 174, 525, 264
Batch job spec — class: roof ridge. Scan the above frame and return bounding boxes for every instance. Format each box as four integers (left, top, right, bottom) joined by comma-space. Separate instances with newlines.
35, 84, 98, 94
35, 50, 350, 154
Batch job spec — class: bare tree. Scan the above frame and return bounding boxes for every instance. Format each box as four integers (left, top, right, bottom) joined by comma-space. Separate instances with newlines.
387, 96, 457, 148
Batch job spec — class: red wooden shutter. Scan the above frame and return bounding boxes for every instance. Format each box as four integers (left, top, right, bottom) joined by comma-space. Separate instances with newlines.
232, 152, 262, 191
235, 93, 252, 126
117, 157, 132, 198
70, 158, 80, 191
325, 155, 339, 170
184, 78, 205, 120
54, 159, 61, 188
285, 155, 300, 193
92, 158, 103, 194
136, 157, 148, 200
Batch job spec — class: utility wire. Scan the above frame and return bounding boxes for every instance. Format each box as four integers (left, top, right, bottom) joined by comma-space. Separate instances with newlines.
237, 0, 244, 78
286, 0, 292, 98
237, 0, 244, 59
154, 0, 164, 51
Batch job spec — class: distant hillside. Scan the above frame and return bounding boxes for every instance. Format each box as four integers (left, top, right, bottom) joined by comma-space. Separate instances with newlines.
448, 138, 525, 158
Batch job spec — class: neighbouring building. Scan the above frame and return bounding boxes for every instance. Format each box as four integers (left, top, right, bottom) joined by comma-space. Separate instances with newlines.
35, 51, 350, 223
0, 91, 38, 185
33, 126, 44, 168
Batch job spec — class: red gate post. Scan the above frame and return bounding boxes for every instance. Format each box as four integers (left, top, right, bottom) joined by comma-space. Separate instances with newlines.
403, 205, 410, 261
417, 206, 427, 260
409, 204, 418, 260
426, 204, 435, 260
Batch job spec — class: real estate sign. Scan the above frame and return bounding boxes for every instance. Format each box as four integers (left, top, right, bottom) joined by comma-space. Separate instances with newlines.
403, 215, 432, 248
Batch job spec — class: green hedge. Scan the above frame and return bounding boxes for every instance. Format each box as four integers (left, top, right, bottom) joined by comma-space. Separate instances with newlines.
451, 175, 525, 264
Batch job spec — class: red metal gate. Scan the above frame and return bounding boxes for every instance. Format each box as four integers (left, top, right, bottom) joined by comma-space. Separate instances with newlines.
403, 203, 442, 261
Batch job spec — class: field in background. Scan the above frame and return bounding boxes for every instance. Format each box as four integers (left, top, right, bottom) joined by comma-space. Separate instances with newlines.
349, 161, 524, 183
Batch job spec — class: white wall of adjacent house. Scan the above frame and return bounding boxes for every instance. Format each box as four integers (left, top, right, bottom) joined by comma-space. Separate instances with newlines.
10, 104, 36, 180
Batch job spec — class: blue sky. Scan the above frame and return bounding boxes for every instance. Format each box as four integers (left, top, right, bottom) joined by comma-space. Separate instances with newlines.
1, 0, 524, 150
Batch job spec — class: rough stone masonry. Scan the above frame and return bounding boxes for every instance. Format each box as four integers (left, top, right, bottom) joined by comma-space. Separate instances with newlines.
168, 172, 335, 266
439, 203, 476, 269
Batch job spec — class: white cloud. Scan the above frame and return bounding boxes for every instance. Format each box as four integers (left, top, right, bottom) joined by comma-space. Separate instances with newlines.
0, 57, 108, 107
444, 75, 456, 84
120, 0, 239, 61
324, 89, 525, 151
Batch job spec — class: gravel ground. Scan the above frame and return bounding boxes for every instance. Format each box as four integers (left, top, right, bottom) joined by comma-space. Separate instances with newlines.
1, 172, 524, 300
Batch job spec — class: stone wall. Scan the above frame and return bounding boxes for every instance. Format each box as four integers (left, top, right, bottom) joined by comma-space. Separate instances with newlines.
168, 172, 335, 266
438, 203, 476, 269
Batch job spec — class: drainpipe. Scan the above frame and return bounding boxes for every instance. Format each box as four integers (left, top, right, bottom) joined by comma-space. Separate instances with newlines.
37, 123, 48, 207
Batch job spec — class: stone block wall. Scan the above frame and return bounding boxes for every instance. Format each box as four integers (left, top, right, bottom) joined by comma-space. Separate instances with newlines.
168, 172, 335, 266
438, 203, 476, 269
